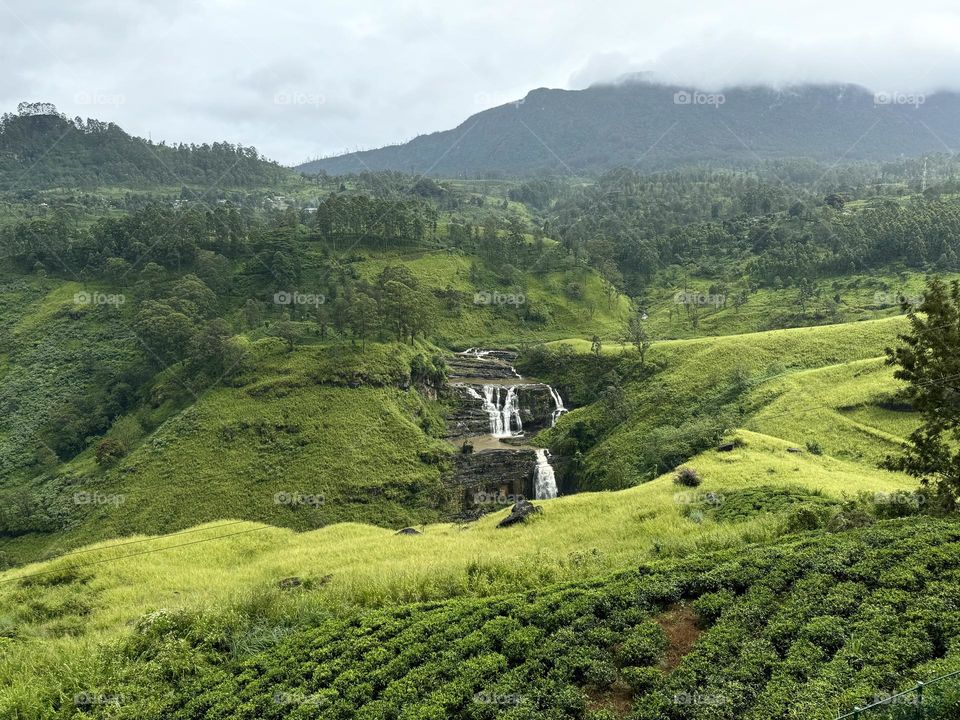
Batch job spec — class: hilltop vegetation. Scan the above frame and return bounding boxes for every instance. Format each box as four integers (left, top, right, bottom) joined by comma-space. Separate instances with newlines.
0, 103, 291, 190
525, 317, 914, 490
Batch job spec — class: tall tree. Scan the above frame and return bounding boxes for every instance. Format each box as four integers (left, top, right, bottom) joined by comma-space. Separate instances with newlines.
885, 278, 960, 507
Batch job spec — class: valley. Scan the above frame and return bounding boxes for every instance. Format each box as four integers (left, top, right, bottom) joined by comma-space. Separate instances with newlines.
3, 95, 960, 719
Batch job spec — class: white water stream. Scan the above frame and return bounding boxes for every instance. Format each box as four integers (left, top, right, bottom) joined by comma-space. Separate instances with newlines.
459, 350, 565, 498
533, 449, 558, 499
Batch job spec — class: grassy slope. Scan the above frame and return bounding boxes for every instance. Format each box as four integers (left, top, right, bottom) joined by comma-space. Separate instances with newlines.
0, 287, 933, 716
550, 317, 916, 488
0, 440, 915, 713
57, 517, 960, 720
0, 274, 141, 481
347, 249, 631, 345
0, 339, 454, 565
615, 270, 951, 340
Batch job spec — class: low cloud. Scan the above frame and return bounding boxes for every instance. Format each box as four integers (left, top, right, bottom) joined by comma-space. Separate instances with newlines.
2, 0, 959, 165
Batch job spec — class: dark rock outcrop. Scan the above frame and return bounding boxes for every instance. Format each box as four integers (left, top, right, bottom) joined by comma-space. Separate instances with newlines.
445, 350, 519, 380
498, 499, 542, 527
396, 527, 422, 535
449, 449, 537, 509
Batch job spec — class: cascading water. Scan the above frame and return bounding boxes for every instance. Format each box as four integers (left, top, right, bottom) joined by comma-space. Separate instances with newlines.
476, 384, 521, 437
459, 349, 562, 499
534, 449, 558, 499
547, 385, 567, 426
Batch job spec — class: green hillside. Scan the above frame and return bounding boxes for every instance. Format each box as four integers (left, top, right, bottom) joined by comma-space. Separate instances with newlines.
533, 317, 915, 491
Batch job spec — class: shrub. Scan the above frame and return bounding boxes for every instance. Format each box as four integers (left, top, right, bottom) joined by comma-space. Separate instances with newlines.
785, 504, 829, 532
621, 665, 662, 694
616, 621, 667, 666
826, 507, 874, 532
674, 466, 702, 487
805, 439, 823, 455
692, 590, 734, 623
95, 437, 125, 466
800, 616, 846, 654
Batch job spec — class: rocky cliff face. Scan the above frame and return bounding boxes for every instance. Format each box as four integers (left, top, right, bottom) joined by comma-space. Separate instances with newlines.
445, 353, 518, 381
445, 383, 558, 438
447, 449, 538, 514
440, 349, 572, 517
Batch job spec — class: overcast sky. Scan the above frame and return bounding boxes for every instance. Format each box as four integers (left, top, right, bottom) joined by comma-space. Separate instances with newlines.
4, 0, 960, 165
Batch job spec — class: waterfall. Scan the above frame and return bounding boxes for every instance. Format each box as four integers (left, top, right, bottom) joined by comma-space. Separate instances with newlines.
534, 449, 558, 499
471, 385, 521, 438
500, 385, 522, 437
547, 385, 567, 426
459, 348, 521, 378
461, 348, 492, 359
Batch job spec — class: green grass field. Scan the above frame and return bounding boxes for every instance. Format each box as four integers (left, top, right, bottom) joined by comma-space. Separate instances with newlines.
0, 311, 925, 717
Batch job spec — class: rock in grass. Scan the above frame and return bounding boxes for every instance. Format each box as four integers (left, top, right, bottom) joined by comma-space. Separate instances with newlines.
396, 527, 422, 535
497, 499, 542, 528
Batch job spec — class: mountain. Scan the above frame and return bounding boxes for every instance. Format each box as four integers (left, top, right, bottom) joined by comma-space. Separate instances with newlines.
0, 102, 292, 190
299, 81, 960, 177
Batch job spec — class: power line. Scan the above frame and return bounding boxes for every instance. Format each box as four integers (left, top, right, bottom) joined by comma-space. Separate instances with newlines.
33, 520, 251, 563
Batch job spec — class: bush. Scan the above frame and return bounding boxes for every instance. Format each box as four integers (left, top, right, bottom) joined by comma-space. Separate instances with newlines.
785, 504, 829, 532
674, 466, 702, 487
95, 437, 125, 466
826, 507, 875, 532
621, 665, 662, 694
805, 439, 823, 455
616, 621, 667, 666
692, 590, 734, 623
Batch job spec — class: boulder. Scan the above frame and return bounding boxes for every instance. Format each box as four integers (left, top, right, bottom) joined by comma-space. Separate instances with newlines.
396, 527, 422, 535
497, 499, 542, 528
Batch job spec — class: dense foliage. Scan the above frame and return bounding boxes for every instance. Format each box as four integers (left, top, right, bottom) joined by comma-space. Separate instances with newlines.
60, 517, 960, 719
0, 103, 290, 189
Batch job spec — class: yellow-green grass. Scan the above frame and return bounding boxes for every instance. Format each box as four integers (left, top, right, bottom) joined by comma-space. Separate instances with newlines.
548, 317, 915, 490
340, 249, 631, 345
747, 357, 915, 465
582, 271, 955, 341
0, 430, 915, 715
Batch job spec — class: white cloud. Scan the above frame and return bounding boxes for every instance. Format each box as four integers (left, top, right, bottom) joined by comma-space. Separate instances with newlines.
2, 0, 960, 165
